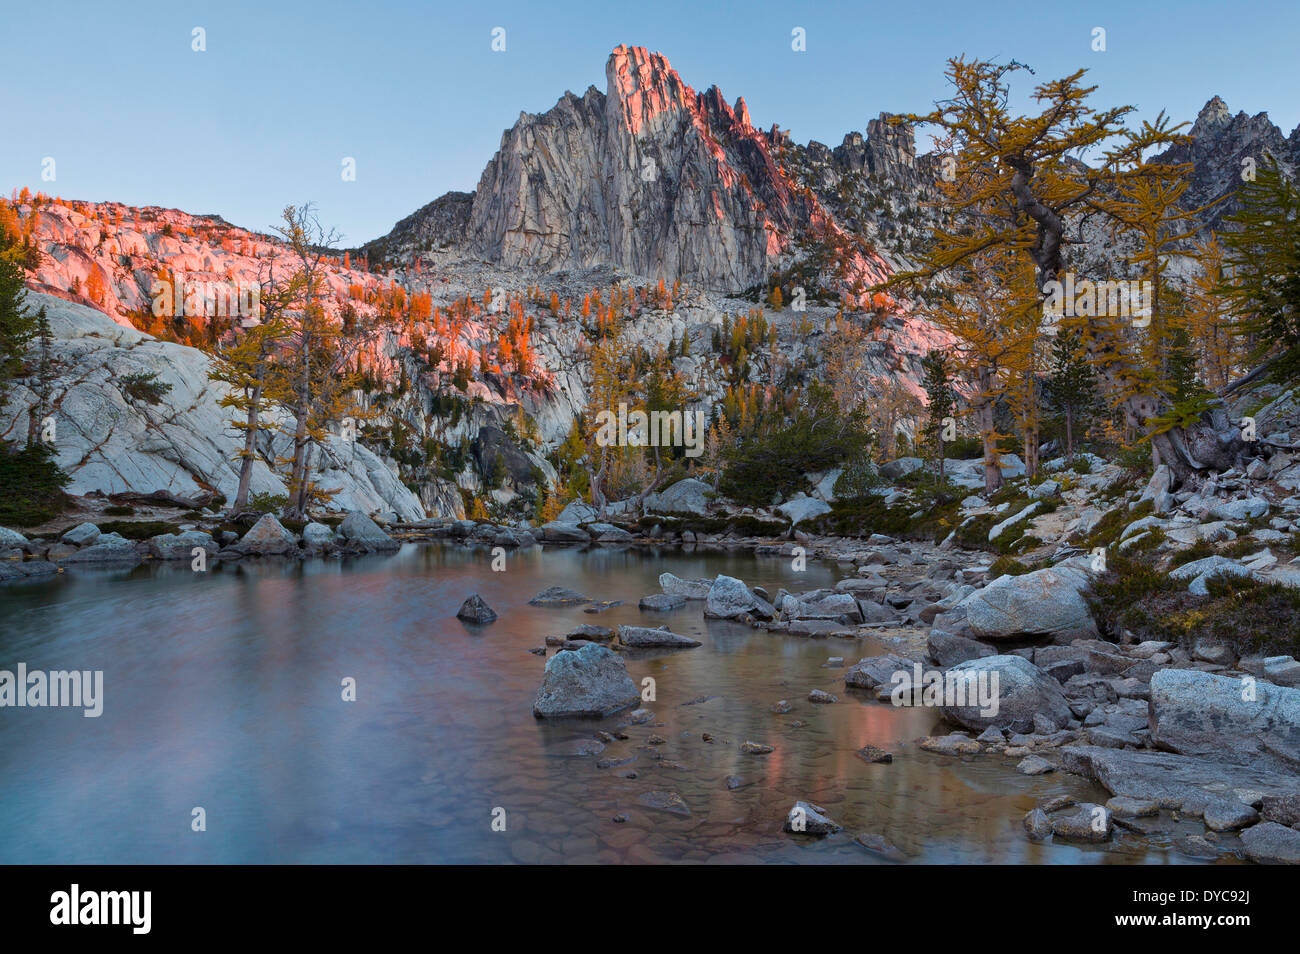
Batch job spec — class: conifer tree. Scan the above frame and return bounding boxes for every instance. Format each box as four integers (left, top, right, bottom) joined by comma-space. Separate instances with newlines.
921, 349, 955, 482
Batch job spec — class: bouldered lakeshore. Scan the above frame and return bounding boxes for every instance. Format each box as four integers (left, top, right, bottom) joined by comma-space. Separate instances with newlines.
6, 477, 1300, 862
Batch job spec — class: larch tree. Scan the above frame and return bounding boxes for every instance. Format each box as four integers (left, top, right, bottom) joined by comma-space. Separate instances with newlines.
1183, 235, 1239, 393
269, 204, 380, 519
888, 58, 1245, 486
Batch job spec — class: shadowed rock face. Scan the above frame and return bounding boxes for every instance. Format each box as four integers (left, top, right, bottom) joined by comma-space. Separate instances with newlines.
460, 45, 891, 293
1155, 96, 1300, 232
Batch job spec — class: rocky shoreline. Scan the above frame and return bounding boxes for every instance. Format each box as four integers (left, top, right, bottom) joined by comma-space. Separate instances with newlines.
7, 445, 1300, 864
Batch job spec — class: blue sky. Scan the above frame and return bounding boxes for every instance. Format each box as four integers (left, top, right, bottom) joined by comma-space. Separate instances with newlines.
5, 0, 1297, 246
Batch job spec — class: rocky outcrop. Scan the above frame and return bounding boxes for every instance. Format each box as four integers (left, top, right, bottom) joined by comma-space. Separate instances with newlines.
1155, 95, 1300, 232
0, 294, 425, 521
1149, 669, 1300, 772
643, 478, 713, 516
1061, 745, 1300, 811
448, 46, 892, 294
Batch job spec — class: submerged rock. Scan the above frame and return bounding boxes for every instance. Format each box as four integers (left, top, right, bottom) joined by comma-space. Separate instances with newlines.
637, 790, 690, 817
856, 745, 893, 764
854, 832, 906, 861
784, 800, 840, 835
638, 593, 686, 612
616, 624, 701, 648
532, 643, 639, 719
529, 585, 591, 606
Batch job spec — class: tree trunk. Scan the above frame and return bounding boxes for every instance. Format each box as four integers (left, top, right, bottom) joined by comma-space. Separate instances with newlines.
288, 399, 310, 518
974, 365, 1003, 494
233, 385, 261, 512
1064, 406, 1074, 459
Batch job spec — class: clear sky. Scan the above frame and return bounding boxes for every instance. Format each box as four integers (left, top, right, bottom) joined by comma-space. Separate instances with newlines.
5, 0, 1297, 246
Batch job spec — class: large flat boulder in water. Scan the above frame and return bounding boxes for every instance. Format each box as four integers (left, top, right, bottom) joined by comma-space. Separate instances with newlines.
529, 585, 590, 606
1149, 668, 1300, 773
617, 625, 700, 649
338, 511, 400, 551
532, 643, 639, 719
1060, 745, 1300, 811
659, 572, 713, 599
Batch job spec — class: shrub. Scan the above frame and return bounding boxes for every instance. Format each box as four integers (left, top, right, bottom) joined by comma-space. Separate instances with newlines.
719, 383, 871, 507
946, 434, 984, 460
988, 555, 1030, 578
118, 371, 173, 405
102, 505, 136, 516
96, 520, 181, 539
1089, 554, 1300, 657
248, 491, 289, 515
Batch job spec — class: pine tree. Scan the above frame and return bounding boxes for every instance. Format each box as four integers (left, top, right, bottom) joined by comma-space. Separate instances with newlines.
921, 350, 955, 482
1220, 156, 1300, 382
1043, 328, 1098, 459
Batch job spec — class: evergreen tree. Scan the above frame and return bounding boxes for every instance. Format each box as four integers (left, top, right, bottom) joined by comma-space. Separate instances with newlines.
920, 349, 955, 482
1220, 156, 1300, 382
0, 205, 69, 525
0, 230, 39, 410
1043, 328, 1098, 459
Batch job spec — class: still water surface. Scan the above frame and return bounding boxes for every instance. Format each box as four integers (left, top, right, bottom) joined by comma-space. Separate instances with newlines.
0, 543, 1205, 863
